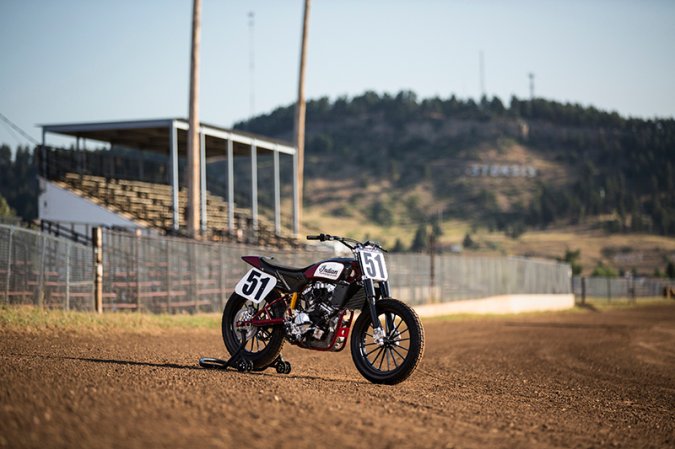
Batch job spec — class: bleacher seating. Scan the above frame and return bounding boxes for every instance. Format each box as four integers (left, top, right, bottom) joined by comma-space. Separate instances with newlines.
55, 173, 298, 248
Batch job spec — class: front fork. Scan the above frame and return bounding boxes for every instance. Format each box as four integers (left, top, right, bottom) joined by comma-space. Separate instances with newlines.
364, 279, 391, 343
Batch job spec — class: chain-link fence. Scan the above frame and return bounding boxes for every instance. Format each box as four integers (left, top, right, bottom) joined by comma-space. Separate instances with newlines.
572, 276, 675, 304
2, 224, 574, 312
0, 224, 94, 310
387, 253, 572, 305
100, 230, 333, 313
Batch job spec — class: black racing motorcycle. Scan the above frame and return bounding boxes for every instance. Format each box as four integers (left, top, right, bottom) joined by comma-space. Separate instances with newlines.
220, 233, 425, 385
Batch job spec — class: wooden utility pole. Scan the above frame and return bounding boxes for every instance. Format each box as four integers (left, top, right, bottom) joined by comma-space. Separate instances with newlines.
187, 0, 202, 238
293, 0, 311, 237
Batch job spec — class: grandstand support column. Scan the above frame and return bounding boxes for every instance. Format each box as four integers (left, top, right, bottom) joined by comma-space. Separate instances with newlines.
227, 138, 234, 235
251, 141, 258, 232
273, 147, 281, 235
199, 130, 207, 233
75, 137, 81, 174
170, 122, 180, 232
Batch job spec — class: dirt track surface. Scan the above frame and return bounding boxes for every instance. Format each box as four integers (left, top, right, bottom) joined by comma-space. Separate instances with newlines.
1, 305, 674, 449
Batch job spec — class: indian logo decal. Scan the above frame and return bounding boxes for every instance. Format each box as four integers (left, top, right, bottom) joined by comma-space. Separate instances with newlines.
315, 262, 343, 280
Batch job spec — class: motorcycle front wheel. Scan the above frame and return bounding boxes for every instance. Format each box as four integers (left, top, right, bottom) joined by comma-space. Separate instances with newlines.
350, 298, 425, 385
221, 292, 285, 370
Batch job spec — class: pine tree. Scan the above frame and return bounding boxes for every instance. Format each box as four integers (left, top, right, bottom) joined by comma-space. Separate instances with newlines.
410, 225, 428, 252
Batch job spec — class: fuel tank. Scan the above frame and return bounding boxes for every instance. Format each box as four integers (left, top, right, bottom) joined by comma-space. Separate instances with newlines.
304, 257, 359, 282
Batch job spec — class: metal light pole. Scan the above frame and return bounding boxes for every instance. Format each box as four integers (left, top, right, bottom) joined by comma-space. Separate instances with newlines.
187, 0, 202, 238
293, 0, 311, 237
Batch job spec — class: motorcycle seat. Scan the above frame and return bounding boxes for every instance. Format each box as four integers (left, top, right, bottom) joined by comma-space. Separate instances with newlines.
260, 257, 311, 274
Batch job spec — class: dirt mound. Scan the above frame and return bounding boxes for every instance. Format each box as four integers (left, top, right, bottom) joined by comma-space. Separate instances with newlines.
1, 305, 674, 449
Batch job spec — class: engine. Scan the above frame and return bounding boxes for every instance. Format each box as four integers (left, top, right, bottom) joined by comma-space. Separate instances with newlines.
286, 282, 341, 347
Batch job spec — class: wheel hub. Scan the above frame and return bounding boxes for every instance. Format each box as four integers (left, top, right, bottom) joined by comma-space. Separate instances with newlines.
234, 308, 256, 341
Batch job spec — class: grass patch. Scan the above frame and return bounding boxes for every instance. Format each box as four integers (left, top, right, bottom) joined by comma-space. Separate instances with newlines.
0, 306, 221, 334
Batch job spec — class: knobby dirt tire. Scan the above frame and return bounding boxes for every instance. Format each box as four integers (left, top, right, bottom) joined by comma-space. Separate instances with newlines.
221, 292, 285, 370
350, 298, 424, 385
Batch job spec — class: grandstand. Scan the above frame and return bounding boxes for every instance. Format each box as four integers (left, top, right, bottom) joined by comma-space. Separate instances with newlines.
37, 118, 299, 247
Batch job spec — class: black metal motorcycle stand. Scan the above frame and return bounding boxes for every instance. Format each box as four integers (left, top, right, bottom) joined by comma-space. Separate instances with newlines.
198, 330, 291, 374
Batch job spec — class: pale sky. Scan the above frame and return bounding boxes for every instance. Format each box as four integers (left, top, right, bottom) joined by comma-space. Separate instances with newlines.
1, 0, 674, 148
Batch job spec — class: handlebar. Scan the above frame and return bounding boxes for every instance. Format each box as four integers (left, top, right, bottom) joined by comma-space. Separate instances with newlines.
306, 234, 326, 241
306, 233, 387, 252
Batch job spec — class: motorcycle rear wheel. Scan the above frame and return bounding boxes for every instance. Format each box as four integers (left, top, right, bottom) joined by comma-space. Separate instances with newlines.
221, 292, 285, 370
350, 298, 424, 385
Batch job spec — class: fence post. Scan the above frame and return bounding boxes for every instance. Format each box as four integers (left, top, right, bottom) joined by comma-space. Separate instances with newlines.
166, 240, 172, 313
219, 246, 225, 310
92, 227, 103, 313
411, 270, 416, 304
36, 235, 46, 308
606, 277, 611, 304
191, 244, 198, 312
581, 276, 586, 305
65, 242, 71, 311
429, 234, 435, 303
4, 228, 12, 304
135, 232, 141, 312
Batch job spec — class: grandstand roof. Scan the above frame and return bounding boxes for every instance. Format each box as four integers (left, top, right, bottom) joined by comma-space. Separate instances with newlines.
40, 118, 295, 158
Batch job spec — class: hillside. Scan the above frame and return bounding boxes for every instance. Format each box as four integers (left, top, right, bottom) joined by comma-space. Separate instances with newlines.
235, 91, 675, 275
2, 92, 674, 276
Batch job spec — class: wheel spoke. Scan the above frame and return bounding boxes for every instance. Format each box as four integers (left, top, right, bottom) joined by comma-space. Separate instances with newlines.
370, 347, 386, 367
385, 313, 395, 335
392, 317, 404, 334
377, 348, 387, 370
390, 345, 407, 361
365, 344, 383, 357
389, 348, 400, 368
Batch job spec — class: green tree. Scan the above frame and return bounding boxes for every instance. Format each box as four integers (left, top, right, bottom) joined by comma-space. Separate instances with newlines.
391, 238, 405, 253
369, 200, 394, 226
0, 194, 14, 217
562, 249, 583, 275
666, 261, 675, 279
409, 225, 428, 252
591, 261, 618, 278
462, 233, 477, 250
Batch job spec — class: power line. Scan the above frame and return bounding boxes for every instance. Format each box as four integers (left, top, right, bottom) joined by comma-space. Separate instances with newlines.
0, 120, 24, 146
0, 112, 39, 146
